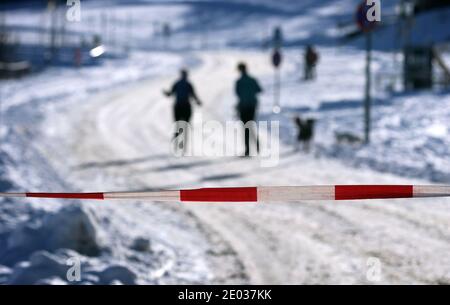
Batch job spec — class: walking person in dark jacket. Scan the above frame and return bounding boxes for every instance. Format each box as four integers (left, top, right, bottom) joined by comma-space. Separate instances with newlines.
164, 69, 202, 153
235, 62, 262, 156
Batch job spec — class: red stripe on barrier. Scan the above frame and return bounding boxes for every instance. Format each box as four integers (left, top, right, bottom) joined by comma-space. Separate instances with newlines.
180, 187, 257, 202
335, 185, 413, 200
26, 193, 105, 200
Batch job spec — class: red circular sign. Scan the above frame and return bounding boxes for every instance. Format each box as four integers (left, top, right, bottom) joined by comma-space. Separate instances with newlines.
272, 49, 282, 68
355, 1, 377, 32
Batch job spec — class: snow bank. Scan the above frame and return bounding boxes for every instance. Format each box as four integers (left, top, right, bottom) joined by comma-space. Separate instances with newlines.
5, 249, 139, 285
4, 205, 105, 263
314, 92, 450, 183
0, 202, 175, 284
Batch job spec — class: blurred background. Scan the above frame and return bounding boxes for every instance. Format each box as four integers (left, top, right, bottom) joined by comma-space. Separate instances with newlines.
0, 0, 449, 285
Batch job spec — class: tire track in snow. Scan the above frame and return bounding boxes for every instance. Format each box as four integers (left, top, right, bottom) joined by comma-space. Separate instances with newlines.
40, 50, 450, 284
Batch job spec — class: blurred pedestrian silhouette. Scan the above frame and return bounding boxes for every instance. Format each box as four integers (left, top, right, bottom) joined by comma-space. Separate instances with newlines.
304, 45, 319, 81
164, 69, 202, 153
162, 22, 171, 49
294, 115, 315, 152
235, 62, 262, 156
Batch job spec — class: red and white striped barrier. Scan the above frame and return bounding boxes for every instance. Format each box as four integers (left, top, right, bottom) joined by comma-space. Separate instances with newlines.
1, 185, 450, 202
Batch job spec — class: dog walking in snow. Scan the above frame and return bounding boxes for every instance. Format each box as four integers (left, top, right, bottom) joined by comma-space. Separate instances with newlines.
294, 116, 315, 152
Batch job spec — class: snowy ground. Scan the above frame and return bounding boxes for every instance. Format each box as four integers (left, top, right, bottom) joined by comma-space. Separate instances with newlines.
1, 0, 450, 284
268, 48, 450, 183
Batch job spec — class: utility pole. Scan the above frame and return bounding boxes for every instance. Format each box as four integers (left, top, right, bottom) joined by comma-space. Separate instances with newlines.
102, 13, 108, 48
272, 49, 282, 114
110, 14, 116, 51
364, 31, 372, 144
60, 5, 66, 49
355, 1, 378, 144
127, 14, 132, 53
48, 0, 57, 63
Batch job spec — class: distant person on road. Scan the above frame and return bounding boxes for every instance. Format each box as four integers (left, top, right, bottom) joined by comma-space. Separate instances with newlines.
304, 45, 319, 81
164, 69, 202, 153
235, 62, 262, 156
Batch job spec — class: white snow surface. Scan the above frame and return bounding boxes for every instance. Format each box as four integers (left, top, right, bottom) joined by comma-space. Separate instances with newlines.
0, 0, 450, 284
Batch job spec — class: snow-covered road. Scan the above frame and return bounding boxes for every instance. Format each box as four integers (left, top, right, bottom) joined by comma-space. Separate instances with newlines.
37, 50, 450, 284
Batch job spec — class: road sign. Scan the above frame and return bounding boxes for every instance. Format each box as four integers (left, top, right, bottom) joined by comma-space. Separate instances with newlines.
271, 48, 282, 113
355, 1, 378, 32
272, 49, 282, 68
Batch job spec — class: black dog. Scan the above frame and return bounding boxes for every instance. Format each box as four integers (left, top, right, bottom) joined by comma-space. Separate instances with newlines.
294, 116, 315, 152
